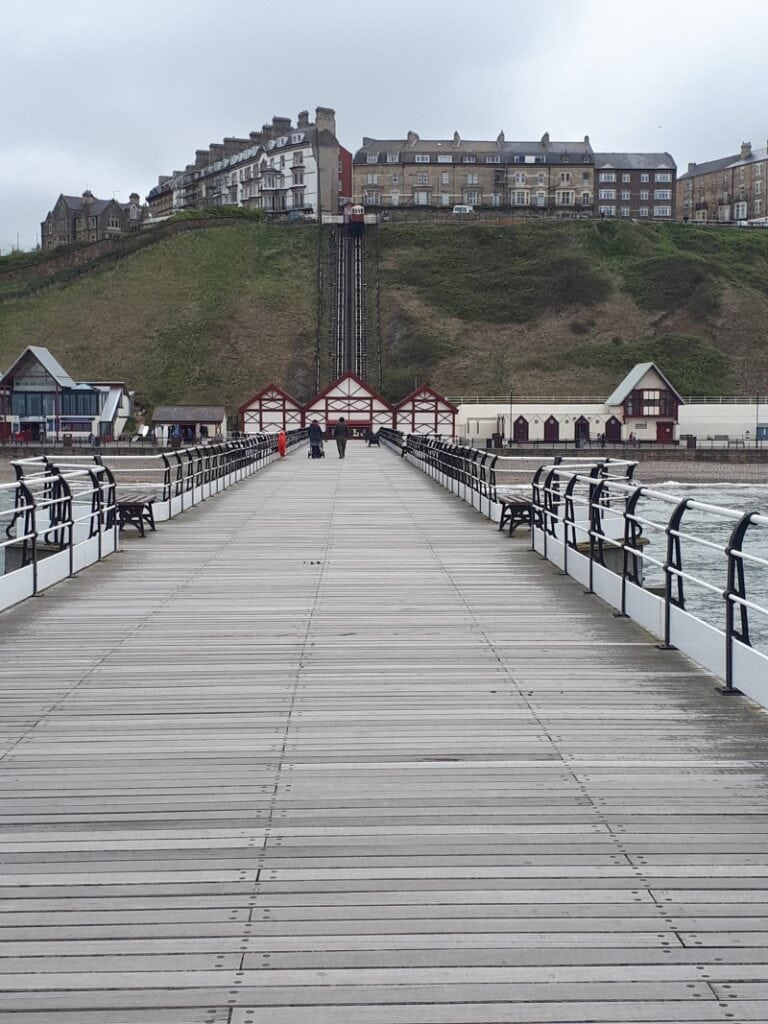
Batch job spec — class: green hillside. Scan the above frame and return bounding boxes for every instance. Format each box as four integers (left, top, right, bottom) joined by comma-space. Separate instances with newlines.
2, 219, 768, 410
376, 220, 768, 397
0, 224, 321, 409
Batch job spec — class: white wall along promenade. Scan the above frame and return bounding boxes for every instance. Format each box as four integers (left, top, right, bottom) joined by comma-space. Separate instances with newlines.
2, 444, 768, 1020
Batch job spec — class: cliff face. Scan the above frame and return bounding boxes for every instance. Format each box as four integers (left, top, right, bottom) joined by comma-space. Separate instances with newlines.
1, 219, 766, 412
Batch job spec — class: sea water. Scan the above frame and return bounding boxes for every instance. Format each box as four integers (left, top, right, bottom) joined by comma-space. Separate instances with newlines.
634, 483, 768, 655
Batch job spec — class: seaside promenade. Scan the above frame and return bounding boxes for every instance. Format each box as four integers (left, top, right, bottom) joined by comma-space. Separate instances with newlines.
1, 445, 768, 1022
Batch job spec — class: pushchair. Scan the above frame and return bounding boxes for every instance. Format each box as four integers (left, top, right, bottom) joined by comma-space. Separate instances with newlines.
309, 441, 325, 459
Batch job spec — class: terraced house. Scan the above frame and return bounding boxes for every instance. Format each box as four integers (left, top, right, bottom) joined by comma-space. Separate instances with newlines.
146, 108, 350, 221
352, 131, 595, 213
677, 141, 768, 225
353, 132, 678, 219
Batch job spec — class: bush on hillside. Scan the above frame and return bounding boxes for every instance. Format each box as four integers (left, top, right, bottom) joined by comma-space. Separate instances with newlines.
622, 254, 717, 311
542, 333, 729, 395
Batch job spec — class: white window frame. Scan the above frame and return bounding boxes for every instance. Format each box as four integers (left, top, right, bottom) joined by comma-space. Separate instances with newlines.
653, 205, 672, 217
414, 154, 430, 163
598, 205, 616, 217
598, 189, 616, 200
598, 172, 616, 182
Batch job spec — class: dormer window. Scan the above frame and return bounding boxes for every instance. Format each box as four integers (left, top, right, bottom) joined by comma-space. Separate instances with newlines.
415, 154, 430, 163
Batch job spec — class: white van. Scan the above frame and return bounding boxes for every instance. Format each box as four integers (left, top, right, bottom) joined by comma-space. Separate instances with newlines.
452, 205, 475, 216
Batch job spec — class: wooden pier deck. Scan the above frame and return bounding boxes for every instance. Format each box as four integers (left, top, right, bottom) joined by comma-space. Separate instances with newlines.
1, 445, 768, 1022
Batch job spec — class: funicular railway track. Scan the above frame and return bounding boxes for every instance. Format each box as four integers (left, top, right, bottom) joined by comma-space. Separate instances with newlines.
330, 223, 368, 380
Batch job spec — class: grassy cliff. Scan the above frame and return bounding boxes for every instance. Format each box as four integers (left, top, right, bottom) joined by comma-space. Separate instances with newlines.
376, 220, 768, 397
0, 224, 321, 409
1, 219, 767, 409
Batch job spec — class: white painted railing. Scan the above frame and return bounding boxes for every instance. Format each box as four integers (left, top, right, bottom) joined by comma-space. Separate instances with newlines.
1, 432, 307, 613
381, 429, 768, 700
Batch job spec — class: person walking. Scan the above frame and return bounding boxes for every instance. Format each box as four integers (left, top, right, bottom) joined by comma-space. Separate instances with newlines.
334, 417, 350, 459
308, 419, 324, 459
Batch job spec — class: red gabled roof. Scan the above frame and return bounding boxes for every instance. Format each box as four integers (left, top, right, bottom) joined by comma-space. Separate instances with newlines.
238, 382, 303, 415
303, 372, 394, 411
395, 384, 458, 414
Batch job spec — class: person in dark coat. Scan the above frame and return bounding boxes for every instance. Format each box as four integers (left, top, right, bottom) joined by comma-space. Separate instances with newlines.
308, 419, 324, 459
334, 417, 350, 459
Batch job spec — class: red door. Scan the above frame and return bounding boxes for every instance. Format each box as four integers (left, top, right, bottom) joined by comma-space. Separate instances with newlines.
605, 416, 622, 443
656, 421, 673, 444
544, 416, 559, 442
513, 416, 529, 443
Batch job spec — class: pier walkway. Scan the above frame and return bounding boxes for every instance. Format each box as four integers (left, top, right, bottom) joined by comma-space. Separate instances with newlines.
1, 446, 768, 1022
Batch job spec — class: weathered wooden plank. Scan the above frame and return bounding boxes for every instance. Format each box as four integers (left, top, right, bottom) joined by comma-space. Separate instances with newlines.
1, 445, 768, 1020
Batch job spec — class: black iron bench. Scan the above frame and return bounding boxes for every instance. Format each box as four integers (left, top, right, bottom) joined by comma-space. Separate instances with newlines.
117, 493, 156, 537
498, 497, 533, 536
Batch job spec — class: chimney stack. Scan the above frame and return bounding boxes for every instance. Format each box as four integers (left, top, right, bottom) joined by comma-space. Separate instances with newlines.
741, 141, 752, 160
297, 110, 310, 129
272, 116, 292, 137
315, 107, 336, 136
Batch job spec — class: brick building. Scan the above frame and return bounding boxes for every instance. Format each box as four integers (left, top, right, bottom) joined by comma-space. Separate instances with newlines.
593, 153, 677, 220
147, 108, 349, 221
41, 191, 145, 250
677, 141, 768, 225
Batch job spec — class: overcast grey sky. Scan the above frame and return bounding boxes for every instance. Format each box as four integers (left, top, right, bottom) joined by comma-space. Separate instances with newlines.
2, 0, 767, 251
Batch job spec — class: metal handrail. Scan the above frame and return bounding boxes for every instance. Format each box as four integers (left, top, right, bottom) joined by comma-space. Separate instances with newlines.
3, 431, 307, 609
532, 470, 768, 691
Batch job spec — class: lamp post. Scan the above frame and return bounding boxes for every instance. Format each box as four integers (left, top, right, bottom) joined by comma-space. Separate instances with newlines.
509, 388, 513, 445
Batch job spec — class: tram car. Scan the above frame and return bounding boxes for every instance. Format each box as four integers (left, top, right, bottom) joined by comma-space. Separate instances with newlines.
341, 204, 379, 231
345, 204, 365, 225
